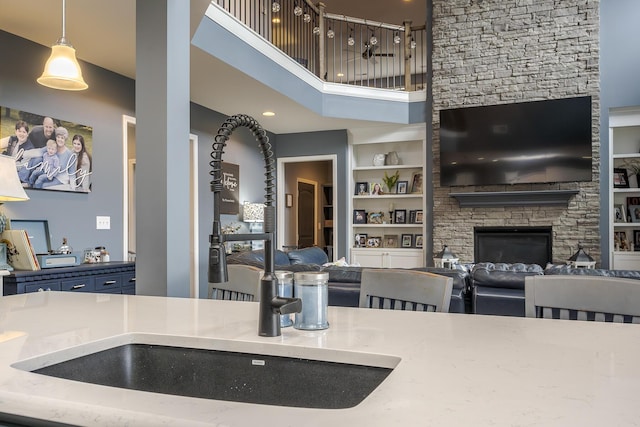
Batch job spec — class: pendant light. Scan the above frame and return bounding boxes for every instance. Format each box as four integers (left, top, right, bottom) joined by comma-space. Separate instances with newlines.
37, 0, 88, 91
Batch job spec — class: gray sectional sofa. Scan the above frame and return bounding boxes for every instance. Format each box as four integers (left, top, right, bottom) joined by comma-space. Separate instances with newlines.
226, 247, 471, 313
226, 248, 640, 316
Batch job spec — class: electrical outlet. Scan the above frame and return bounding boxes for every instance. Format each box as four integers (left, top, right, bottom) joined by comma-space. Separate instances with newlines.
96, 216, 111, 230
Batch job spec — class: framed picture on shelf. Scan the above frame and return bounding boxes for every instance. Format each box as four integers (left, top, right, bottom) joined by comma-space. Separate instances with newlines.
627, 197, 640, 222
370, 182, 384, 195
396, 180, 408, 194
353, 209, 367, 224
354, 233, 367, 247
366, 236, 382, 248
614, 168, 630, 188
410, 172, 423, 193
401, 234, 413, 248
615, 231, 631, 251
384, 234, 398, 248
614, 204, 627, 223
414, 234, 424, 248
415, 210, 424, 224
409, 210, 417, 224
394, 209, 407, 224
367, 212, 385, 224
355, 182, 369, 196
635, 230, 640, 251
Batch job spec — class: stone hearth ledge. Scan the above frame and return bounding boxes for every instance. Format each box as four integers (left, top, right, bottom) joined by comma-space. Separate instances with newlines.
1, 291, 639, 426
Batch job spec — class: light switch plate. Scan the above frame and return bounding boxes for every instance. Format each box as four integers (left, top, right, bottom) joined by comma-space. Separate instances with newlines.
96, 216, 111, 230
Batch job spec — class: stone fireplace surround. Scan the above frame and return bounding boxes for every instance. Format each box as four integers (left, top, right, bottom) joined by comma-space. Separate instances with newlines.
430, 0, 600, 266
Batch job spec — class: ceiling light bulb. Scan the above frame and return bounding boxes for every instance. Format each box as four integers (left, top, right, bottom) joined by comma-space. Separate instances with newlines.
370, 35, 378, 45
262, 111, 275, 117
303, 13, 311, 23
272, 1, 280, 13
348, 35, 355, 46
294, 5, 303, 16
327, 28, 335, 39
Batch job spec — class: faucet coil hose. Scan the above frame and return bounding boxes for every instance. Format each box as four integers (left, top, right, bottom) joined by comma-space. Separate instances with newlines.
210, 114, 275, 206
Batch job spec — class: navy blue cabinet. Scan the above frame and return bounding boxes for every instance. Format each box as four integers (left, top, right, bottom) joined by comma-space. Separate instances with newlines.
3, 262, 136, 295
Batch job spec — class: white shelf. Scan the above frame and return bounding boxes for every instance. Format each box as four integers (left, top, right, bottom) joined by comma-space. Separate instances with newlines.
349, 124, 426, 266
353, 224, 422, 228
609, 108, 640, 267
353, 164, 422, 171
354, 194, 422, 199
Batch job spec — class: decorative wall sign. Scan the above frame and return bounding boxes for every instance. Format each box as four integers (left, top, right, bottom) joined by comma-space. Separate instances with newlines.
0, 107, 93, 193
220, 162, 239, 215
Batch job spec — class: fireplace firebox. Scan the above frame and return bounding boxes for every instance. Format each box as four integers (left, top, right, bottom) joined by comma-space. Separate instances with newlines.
474, 227, 552, 266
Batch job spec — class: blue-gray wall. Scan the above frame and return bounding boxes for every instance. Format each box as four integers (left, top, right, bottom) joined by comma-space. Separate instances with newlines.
276, 130, 348, 259
0, 30, 135, 260
600, 0, 640, 268
0, 30, 266, 298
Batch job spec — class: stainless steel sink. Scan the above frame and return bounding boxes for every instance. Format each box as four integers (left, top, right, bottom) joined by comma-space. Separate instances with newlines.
14, 334, 399, 409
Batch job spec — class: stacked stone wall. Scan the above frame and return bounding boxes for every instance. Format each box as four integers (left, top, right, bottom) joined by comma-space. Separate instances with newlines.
431, 0, 600, 264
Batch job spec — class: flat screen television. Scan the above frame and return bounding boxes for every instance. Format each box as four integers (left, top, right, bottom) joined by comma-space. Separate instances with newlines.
439, 96, 592, 187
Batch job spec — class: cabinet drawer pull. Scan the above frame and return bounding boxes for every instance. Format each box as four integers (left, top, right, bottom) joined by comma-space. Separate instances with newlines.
128, 278, 136, 283
71, 284, 86, 290
102, 280, 117, 286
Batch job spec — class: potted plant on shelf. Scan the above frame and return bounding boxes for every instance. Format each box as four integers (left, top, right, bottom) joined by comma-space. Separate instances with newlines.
382, 170, 400, 193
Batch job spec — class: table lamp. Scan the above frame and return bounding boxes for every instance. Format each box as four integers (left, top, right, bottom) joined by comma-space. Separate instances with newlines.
0, 154, 30, 271
243, 202, 265, 250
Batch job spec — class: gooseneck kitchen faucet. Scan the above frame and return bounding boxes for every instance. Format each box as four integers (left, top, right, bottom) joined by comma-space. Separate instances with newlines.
208, 114, 301, 337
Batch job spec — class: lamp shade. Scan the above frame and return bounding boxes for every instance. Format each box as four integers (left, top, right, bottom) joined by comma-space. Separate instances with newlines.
37, 43, 88, 91
243, 202, 265, 222
0, 155, 29, 202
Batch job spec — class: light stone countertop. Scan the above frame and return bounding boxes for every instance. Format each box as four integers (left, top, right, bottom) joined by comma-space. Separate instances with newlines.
1, 291, 640, 426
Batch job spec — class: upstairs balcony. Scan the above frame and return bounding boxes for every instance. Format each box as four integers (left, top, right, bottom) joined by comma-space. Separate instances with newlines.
213, 0, 426, 92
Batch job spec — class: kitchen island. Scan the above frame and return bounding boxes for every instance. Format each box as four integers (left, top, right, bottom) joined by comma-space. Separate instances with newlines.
1, 291, 640, 426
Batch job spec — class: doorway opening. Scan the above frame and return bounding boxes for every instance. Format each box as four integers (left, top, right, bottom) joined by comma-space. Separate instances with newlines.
277, 155, 337, 261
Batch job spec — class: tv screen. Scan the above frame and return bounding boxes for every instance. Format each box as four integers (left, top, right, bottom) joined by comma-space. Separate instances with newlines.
439, 96, 592, 187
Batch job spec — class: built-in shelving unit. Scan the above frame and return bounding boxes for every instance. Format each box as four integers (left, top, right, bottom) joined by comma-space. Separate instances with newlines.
348, 124, 426, 268
321, 184, 334, 260
609, 107, 640, 269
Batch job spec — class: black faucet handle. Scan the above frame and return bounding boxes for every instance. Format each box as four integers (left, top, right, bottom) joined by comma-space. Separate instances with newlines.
272, 296, 302, 315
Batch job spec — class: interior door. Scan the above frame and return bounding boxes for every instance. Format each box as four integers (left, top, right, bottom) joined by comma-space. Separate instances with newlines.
297, 181, 315, 248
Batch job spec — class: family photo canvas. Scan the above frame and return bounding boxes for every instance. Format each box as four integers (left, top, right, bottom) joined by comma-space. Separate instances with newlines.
0, 107, 93, 193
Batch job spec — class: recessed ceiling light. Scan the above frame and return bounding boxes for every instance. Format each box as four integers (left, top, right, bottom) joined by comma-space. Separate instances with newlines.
337, 72, 344, 77
272, 17, 280, 24
262, 111, 276, 117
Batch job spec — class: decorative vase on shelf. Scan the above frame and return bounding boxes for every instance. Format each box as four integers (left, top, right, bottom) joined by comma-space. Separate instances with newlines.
385, 151, 400, 165
373, 153, 386, 166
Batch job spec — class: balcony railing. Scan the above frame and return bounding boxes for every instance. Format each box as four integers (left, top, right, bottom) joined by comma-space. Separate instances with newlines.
212, 0, 426, 91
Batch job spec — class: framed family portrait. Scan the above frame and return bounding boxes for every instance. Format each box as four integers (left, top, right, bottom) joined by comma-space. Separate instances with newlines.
628, 197, 640, 223
396, 180, 408, 194
355, 181, 369, 196
414, 234, 424, 248
0, 107, 93, 193
354, 233, 368, 247
368, 211, 385, 224
409, 209, 423, 224
366, 236, 382, 248
410, 172, 423, 193
353, 209, 367, 224
614, 204, 627, 222
384, 234, 398, 248
370, 182, 384, 195
401, 234, 413, 248
614, 168, 629, 188
394, 209, 407, 224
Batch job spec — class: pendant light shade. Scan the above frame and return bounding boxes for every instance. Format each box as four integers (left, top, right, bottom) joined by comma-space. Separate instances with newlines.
37, 0, 88, 91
